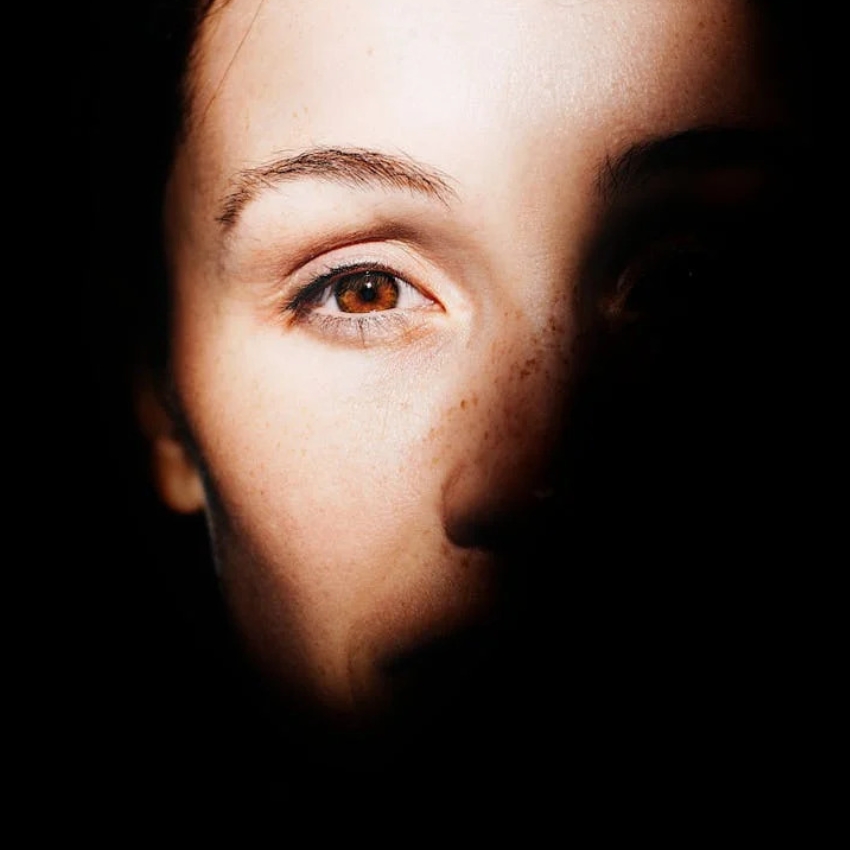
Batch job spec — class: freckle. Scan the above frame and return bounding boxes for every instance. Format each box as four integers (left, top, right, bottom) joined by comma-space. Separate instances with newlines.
460, 399, 467, 410
366, 46, 374, 55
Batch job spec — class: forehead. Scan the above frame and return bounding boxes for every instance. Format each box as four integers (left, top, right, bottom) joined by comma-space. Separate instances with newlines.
184, 1, 770, 156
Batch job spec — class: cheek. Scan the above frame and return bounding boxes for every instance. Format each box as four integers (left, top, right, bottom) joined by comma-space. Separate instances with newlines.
178, 313, 435, 561
170, 298, 491, 695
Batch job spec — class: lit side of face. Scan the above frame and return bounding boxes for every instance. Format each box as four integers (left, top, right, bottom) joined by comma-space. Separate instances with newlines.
153, 0, 783, 715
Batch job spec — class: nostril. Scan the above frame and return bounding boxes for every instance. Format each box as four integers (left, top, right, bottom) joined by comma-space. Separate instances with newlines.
531, 485, 558, 501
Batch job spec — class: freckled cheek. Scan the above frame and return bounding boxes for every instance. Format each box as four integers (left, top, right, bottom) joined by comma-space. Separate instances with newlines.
445, 310, 573, 420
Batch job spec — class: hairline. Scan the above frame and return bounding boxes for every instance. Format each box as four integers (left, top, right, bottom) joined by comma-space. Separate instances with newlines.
177, 0, 240, 147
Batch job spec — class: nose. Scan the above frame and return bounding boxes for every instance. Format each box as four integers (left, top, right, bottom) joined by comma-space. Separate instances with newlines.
440, 305, 573, 550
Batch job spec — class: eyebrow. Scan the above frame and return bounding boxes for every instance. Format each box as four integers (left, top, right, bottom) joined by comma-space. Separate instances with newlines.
217, 147, 456, 230
216, 129, 787, 231
596, 126, 789, 202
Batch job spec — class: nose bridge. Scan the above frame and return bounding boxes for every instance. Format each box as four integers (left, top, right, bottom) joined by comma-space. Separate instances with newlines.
440, 295, 574, 548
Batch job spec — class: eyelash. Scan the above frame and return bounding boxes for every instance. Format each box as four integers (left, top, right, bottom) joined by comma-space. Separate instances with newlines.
282, 261, 435, 344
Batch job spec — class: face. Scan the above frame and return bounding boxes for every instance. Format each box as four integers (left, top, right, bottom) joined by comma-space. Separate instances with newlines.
155, 0, 784, 718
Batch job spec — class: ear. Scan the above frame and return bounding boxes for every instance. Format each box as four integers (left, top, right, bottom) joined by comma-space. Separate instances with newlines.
135, 373, 205, 514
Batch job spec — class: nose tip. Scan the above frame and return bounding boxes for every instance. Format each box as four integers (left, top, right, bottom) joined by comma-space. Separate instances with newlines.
441, 425, 567, 550
443, 483, 562, 550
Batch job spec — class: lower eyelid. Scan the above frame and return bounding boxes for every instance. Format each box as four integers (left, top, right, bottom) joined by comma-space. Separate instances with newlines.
299, 309, 417, 345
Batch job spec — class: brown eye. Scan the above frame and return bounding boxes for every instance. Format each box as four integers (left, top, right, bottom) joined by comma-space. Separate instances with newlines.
333, 272, 400, 313
603, 235, 722, 324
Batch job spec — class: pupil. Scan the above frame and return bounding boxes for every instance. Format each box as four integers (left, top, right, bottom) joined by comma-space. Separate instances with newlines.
625, 251, 712, 315
359, 280, 378, 302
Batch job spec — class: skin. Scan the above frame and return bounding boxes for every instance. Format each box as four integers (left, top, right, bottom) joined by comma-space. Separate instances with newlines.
149, 0, 783, 719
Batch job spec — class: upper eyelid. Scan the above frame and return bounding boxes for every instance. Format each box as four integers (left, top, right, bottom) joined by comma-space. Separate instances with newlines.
290, 240, 414, 279
588, 201, 756, 275
271, 228, 436, 282
241, 218, 473, 308
285, 244, 442, 303
309, 261, 405, 288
